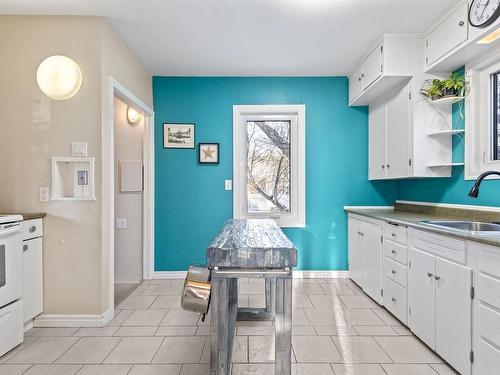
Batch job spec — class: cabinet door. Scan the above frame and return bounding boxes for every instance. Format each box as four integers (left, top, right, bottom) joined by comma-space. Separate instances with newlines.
349, 65, 364, 102
426, 3, 468, 66
348, 217, 363, 287
386, 83, 411, 179
368, 99, 387, 180
363, 43, 383, 89
408, 248, 436, 349
23, 238, 43, 323
361, 221, 382, 304
435, 258, 472, 375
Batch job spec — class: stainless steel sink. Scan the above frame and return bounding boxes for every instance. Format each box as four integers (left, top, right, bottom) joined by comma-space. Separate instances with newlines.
419, 220, 500, 234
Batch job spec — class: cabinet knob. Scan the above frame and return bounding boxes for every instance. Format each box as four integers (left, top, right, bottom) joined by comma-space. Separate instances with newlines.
391, 249, 396, 254
391, 270, 397, 274
23, 244, 28, 252
392, 297, 397, 302
382, 165, 385, 169
435, 275, 441, 281
358, 77, 362, 82
386, 164, 390, 168
361, 73, 365, 78
391, 233, 396, 237
459, 21, 465, 27
29, 225, 36, 233
427, 272, 434, 278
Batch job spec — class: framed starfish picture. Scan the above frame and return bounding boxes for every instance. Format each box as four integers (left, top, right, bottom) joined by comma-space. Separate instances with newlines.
198, 143, 219, 164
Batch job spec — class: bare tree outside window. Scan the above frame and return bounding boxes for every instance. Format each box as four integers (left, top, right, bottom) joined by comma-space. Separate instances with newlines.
246, 120, 291, 213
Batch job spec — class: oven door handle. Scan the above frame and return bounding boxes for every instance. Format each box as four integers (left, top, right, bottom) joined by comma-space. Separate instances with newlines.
0, 223, 22, 238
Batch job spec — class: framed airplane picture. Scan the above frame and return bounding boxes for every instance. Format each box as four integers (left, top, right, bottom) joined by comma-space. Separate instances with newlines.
163, 123, 195, 149
198, 143, 219, 164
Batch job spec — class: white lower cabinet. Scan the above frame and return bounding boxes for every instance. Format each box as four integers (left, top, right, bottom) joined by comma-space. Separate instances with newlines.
408, 231, 472, 375
348, 215, 382, 304
347, 215, 492, 375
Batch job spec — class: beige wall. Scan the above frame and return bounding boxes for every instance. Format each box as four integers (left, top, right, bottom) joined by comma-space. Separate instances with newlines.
0, 16, 152, 316
114, 97, 144, 284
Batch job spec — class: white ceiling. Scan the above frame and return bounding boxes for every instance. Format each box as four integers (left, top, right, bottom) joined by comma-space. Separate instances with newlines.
0, 0, 457, 76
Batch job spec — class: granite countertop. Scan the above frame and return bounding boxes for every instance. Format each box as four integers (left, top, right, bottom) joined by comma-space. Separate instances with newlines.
345, 206, 500, 247
0, 212, 46, 220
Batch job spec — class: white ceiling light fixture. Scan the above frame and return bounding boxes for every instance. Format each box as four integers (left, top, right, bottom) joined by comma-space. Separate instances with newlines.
36, 55, 83, 100
127, 106, 141, 125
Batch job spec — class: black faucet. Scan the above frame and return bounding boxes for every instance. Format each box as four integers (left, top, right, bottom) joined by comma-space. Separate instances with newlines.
468, 170, 500, 198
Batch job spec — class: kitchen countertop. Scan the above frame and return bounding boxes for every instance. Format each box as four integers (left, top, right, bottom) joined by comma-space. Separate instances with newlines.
345, 207, 500, 247
0, 212, 46, 220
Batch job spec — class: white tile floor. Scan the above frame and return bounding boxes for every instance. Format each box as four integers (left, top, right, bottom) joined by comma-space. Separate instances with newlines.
0, 278, 459, 375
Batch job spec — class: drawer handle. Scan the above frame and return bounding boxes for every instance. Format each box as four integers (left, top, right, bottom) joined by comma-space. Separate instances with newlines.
392, 297, 397, 302
459, 21, 465, 27
391, 233, 396, 237
391, 270, 397, 274
427, 272, 434, 278
435, 275, 441, 281
23, 244, 28, 252
391, 250, 396, 254
29, 226, 36, 233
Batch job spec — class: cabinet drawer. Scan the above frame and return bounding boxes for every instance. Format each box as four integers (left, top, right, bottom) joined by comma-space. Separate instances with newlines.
478, 273, 500, 311
413, 230, 466, 264
476, 337, 500, 375
0, 300, 23, 357
21, 219, 43, 240
384, 239, 408, 265
479, 247, 500, 279
383, 277, 407, 324
384, 225, 407, 245
478, 304, 500, 349
384, 257, 407, 288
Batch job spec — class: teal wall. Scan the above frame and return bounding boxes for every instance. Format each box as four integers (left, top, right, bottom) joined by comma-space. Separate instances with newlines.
153, 77, 397, 271
397, 68, 500, 207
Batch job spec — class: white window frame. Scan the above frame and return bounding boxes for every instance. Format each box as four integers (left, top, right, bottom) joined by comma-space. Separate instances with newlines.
466, 46, 500, 180
233, 104, 305, 228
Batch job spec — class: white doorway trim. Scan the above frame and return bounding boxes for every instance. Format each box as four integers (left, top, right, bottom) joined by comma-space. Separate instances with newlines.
103, 77, 155, 315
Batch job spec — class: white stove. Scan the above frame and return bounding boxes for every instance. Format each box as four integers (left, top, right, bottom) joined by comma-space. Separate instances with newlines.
0, 214, 23, 357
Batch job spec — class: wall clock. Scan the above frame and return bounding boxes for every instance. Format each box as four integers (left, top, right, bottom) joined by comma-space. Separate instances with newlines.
469, 0, 500, 28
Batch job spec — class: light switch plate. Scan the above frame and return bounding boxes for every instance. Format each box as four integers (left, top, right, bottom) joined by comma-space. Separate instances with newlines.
116, 218, 127, 229
39, 187, 49, 202
72, 141, 88, 157
225, 180, 232, 191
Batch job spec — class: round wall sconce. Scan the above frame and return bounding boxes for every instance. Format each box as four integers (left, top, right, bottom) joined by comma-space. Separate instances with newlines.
127, 106, 142, 125
36, 55, 83, 100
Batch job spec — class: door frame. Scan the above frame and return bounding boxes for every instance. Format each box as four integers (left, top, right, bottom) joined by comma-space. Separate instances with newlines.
103, 77, 155, 315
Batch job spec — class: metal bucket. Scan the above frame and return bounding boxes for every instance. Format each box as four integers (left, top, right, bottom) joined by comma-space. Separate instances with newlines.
181, 265, 211, 320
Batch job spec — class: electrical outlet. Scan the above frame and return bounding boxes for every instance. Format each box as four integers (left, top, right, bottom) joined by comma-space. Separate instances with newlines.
225, 179, 232, 191
39, 187, 49, 202
116, 218, 127, 229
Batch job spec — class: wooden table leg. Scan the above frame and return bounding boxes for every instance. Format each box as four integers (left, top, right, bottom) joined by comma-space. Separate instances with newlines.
265, 278, 276, 314
210, 278, 231, 375
275, 277, 292, 375
226, 278, 238, 371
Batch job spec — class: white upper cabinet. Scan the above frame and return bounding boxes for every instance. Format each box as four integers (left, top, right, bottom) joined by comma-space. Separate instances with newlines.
386, 85, 411, 179
349, 34, 423, 106
368, 99, 387, 180
425, 1, 500, 73
426, 3, 469, 67
368, 75, 453, 180
363, 43, 384, 89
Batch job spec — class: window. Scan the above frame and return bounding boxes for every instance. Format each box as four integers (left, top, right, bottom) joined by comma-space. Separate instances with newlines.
465, 52, 500, 180
233, 105, 305, 227
492, 71, 500, 161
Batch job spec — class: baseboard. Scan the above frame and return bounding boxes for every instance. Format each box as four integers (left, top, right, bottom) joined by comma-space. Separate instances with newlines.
293, 270, 349, 279
151, 271, 187, 279
34, 308, 114, 328
152, 270, 349, 279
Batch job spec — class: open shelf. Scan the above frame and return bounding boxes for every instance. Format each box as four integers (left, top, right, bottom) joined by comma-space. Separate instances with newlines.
51, 157, 96, 201
428, 129, 465, 136
423, 96, 466, 106
428, 162, 464, 168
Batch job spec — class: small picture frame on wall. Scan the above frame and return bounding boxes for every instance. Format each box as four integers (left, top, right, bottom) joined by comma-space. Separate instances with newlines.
163, 123, 195, 149
198, 143, 219, 164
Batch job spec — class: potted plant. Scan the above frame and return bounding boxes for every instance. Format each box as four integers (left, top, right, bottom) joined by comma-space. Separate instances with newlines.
420, 72, 469, 101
